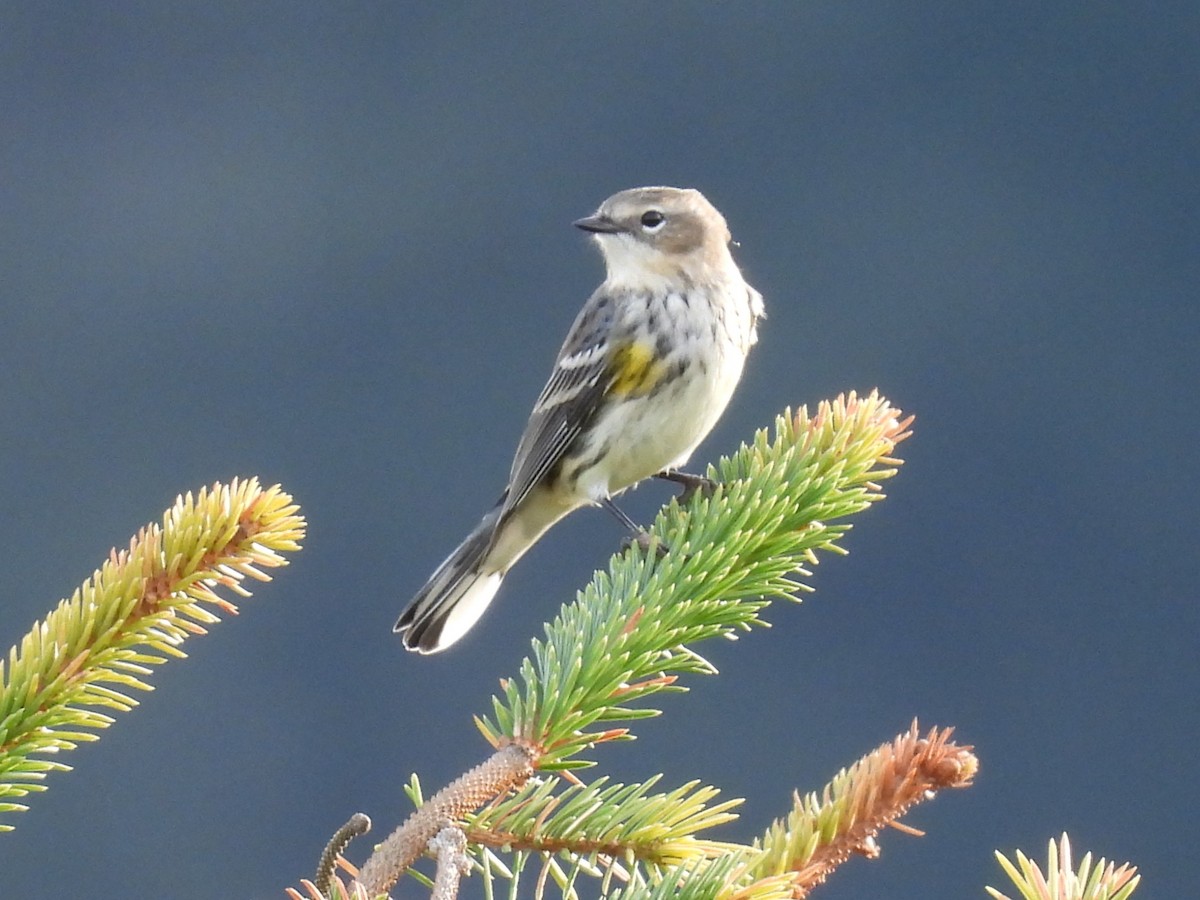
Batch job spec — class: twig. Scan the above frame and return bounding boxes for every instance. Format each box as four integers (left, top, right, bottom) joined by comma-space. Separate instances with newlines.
430, 825, 471, 900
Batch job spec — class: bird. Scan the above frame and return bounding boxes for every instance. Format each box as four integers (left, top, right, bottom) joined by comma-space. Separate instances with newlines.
395, 186, 764, 653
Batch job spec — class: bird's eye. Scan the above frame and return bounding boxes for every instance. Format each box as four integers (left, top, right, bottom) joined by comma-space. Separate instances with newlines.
640, 210, 666, 231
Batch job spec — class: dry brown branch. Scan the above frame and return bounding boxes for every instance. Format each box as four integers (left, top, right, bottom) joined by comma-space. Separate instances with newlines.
788, 723, 978, 896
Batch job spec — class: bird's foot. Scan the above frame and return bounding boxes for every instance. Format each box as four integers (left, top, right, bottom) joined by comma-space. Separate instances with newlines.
655, 469, 719, 504
620, 529, 670, 558
605, 498, 671, 557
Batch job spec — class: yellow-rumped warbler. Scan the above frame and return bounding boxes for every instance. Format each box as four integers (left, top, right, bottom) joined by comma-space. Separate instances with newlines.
396, 186, 764, 653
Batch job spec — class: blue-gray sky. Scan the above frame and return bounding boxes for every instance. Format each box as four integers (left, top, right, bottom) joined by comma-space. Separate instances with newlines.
3, 4, 1196, 898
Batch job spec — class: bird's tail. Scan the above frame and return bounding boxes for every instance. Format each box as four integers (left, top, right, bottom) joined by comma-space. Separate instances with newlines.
394, 505, 506, 653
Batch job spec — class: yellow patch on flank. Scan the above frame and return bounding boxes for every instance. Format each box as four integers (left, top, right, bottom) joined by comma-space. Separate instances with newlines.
610, 341, 667, 397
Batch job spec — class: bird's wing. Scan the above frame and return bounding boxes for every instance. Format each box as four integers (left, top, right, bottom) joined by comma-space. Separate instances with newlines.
502, 290, 619, 516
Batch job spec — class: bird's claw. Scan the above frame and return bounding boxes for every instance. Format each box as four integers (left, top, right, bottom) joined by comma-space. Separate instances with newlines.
621, 530, 670, 558
656, 470, 720, 504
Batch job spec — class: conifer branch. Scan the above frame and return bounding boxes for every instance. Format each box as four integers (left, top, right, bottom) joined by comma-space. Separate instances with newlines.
464, 775, 743, 867
479, 390, 914, 771
606, 855, 750, 900
749, 722, 978, 896
987, 834, 1140, 900
0, 478, 305, 831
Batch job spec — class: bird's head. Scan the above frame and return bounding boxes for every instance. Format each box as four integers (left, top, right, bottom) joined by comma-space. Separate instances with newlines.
574, 186, 735, 289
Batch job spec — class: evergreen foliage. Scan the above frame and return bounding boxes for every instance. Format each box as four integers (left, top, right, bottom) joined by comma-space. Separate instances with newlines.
0, 478, 305, 830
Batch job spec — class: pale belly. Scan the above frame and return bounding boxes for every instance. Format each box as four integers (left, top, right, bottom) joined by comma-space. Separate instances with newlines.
570, 351, 745, 502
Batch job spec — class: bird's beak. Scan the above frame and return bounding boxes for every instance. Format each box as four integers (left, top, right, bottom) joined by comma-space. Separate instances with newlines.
573, 214, 625, 234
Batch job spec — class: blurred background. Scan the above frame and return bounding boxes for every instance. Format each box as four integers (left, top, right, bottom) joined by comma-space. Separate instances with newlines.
2, 4, 1196, 898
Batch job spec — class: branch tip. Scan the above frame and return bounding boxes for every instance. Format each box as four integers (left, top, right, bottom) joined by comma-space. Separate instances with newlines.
315, 813, 372, 897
